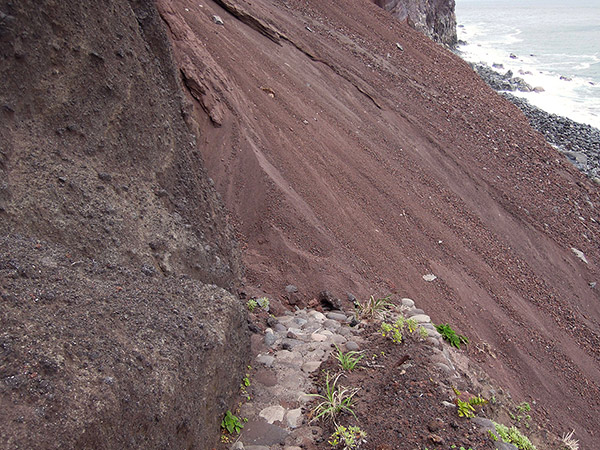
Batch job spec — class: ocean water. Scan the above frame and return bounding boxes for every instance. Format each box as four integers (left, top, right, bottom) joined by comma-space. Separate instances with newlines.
455, 0, 600, 129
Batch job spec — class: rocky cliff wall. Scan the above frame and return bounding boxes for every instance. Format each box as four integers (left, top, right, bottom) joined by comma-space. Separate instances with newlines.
0, 0, 248, 447
372, 0, 457, 47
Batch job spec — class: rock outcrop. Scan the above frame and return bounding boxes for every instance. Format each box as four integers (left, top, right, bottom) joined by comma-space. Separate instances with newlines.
371, 0, 457, 47
0, 0, 248, 447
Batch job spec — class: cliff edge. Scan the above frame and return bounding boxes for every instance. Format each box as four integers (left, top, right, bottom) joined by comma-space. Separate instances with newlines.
372, 0, 457, 47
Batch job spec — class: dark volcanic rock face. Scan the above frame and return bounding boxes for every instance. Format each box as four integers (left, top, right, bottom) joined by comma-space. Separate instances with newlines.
0, 0, 248, 448
0, 236, 248, 449
0, 0, 241, 288
372, 0, 457, 47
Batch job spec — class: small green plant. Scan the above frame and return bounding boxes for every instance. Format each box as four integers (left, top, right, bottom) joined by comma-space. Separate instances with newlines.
328, 424, 367, 449
380, 316, 428, 343
380, 321, 403, 343
333, 344, 364, 371
221, 410, 244, 434
516, 402, 531, 414
406, 318, 418, 333
356, 295, 393, 319
494, 422, 536, 450
456, 399, 476, 418
246, 299, 258, 312
240, 373, 251, 400
561, 430, 579, 450
513, 401, 532, 426
488, 430, 498, 441
455, 390, 487, 418
247, 297, 269, 312
309, 372, 359, 422
435, 323, 469, 349
469, 395, 488, 407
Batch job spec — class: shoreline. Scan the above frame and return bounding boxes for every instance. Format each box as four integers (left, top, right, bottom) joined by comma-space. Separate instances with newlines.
459, 55, 600, 182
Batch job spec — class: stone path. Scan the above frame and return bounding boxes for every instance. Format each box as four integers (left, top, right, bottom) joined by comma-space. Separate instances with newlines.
228, 299, 465, 450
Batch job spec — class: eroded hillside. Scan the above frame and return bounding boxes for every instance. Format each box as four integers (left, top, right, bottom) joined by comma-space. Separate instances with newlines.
159, 0, 600, 447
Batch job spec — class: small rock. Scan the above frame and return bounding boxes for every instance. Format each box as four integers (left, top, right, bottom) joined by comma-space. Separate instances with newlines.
212, 15, 224, 25
401, 298, 415, 308
259, 405, 285, 424
422, 274, 437, 282
286, 409, 302, 429
311, 333, 327, 342
285, 285, 298, 293
509, 53, 517, 59
231, 442, 244, 450
256, 354, 275, 367
330, 334, 347, 345
326, 312, 347, 322
302, 361, 321, 373
346, 292, 357, 304
533, 86, 545, 92
323, 319, 341, 330
571, 247, 588, 264
293, 317, 307, 327
274, 323, 287, 333
281, 338, 302, 350
590, 282, 597, 288
275, 350, 302, 364
264, 330, 277, 347
396, 42, 404, 51
287, 328, 302, 339
319, 291, 342, 310
406, 308, 425, 317
308, 310, 326, 321
434, 362, 452, 374
345, 341, 360, 351
410, 314, 431, 323
428, 433, 444, 445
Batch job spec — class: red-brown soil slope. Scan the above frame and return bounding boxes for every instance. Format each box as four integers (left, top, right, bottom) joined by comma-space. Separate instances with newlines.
159, 0, 600, 445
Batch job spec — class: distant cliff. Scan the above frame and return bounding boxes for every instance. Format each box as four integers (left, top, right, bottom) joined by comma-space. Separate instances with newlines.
372, 0, 457, 47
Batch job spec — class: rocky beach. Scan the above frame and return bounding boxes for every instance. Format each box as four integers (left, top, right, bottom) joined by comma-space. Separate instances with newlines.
465, 60, 600, 180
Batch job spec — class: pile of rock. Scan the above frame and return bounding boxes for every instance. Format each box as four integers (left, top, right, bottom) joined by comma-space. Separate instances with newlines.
502, 93, 600, 180
470, 63, 534, 92
462, 61, 600, 181
230, 299, 453, 449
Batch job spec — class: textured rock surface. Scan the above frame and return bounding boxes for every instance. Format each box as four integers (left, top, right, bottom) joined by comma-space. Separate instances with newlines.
0, 0, 248, 448
0, 0, 241, 288
372, 0, 457, 46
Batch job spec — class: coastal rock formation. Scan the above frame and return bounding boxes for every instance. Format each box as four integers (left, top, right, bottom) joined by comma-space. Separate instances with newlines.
0, 0, 248, 447
371, 0, 457, 46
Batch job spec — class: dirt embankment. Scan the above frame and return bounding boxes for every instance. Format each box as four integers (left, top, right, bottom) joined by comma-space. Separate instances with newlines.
160, 0, 600, 447
1, 0, 248, 447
